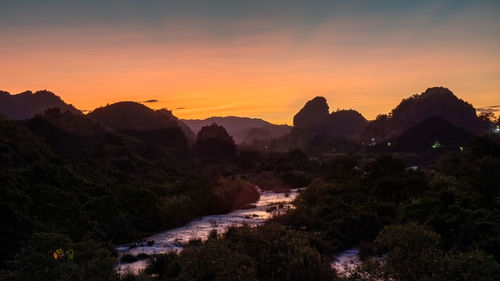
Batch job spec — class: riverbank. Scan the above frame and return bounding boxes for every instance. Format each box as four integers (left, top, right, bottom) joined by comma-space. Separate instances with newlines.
116, 188, 302, 274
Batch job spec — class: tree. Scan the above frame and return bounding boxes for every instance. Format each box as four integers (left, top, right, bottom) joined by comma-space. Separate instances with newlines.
374, 223, 442, 281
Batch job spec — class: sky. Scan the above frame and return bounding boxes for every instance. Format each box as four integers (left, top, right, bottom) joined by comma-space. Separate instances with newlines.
1, 0, 499, 124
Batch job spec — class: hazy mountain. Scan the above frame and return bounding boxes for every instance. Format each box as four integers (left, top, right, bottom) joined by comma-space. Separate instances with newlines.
88, 102, 195, 143
0, 90, 81, 120
292, 96, 368, 139
235, 124, 292, 144
182, 116, 291, 144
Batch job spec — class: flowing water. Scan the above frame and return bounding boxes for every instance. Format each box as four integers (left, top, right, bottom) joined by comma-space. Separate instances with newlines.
331, 248, 361, 274
116, 188, 302, 274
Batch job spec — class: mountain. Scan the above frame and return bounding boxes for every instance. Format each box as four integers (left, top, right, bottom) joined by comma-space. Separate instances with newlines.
234, 124, 292, 144
88, 102, 195, 143
388, 87, 484, 135
0, 90, 81, 120
293, 96, 330, 132
33, 108, 111, 136
292, 96, 368, 139
183, 116, 271, 133
386, 117, 474, 153
328, 110, 369, 138
182, 116, 291, 144
194, 124, 236, 160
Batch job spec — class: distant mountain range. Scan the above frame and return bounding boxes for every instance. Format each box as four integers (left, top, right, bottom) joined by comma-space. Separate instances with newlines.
293, 87, 488, 143
0, 87, 492, 149
182, 116, 291, 144
0, 90, 81, 119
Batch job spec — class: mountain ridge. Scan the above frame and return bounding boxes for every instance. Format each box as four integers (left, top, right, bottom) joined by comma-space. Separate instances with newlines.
183, 116, 291, 144
0, 90, 81, 120
88, 101, 195, 143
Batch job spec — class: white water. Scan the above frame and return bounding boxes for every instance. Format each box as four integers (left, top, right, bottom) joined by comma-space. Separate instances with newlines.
116, 188, 302, 274
331, 247, 386, 276
331, 248, 361, 274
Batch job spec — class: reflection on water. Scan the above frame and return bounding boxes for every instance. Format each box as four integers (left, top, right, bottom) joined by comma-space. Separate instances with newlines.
116, 188, 302, 274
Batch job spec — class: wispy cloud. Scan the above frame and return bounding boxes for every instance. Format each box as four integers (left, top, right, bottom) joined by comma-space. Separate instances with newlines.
143, 99, 159, 103
476, 105, 500, 113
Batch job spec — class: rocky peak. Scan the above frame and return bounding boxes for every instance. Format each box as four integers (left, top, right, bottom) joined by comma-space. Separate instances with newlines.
196, 124, 234, 144
195, 124, 236, 160
293, 96, 330, 130
389, 87, 482, 134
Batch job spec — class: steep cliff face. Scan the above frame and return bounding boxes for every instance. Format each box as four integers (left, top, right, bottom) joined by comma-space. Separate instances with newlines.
0, 90, 81, 120
292, 96, 367, 139
293, 96, 330, 133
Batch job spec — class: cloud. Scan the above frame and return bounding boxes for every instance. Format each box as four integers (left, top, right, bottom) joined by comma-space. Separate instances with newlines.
476, 105, 500, 113
175, 107, 186, 110
143, 99, 159, 103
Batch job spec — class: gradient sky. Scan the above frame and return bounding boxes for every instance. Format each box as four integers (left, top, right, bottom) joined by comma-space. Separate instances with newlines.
1, 0, 499, 124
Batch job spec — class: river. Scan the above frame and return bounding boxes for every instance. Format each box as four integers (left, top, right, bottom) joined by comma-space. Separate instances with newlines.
116, 188, 302, 274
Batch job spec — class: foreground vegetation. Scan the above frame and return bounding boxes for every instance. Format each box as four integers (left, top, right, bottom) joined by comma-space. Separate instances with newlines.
1, 112, 499, 280
0, 117, 312, 281
122, 136, 500, 281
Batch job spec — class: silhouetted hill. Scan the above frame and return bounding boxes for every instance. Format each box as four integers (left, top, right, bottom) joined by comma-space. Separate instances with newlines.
235, 124, 292, 144
36, 108, 111, 136
194, 124, 236, 160
183, 116, 291, 143
292, 96, 368, 139
0, 90, 81, 120
376, 117, 474, 154
88, 102, 195, 143
328, 110, 369, 138
389, 87, 483, 135
183, 116, 271, 133
293, 96, 330, 133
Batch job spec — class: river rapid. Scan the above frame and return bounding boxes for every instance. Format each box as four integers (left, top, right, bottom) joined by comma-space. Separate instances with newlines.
116, 188, 302, 274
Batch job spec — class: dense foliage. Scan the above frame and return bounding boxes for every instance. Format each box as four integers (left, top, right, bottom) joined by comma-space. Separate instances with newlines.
1, 107, 499, 281
0, 118, 303, 280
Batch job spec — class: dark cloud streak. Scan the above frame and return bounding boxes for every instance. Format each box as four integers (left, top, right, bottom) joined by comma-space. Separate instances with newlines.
476, 105, 500, 113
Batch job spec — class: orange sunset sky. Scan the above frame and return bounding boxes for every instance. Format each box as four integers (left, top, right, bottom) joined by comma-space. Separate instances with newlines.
1, 0, 499, 124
